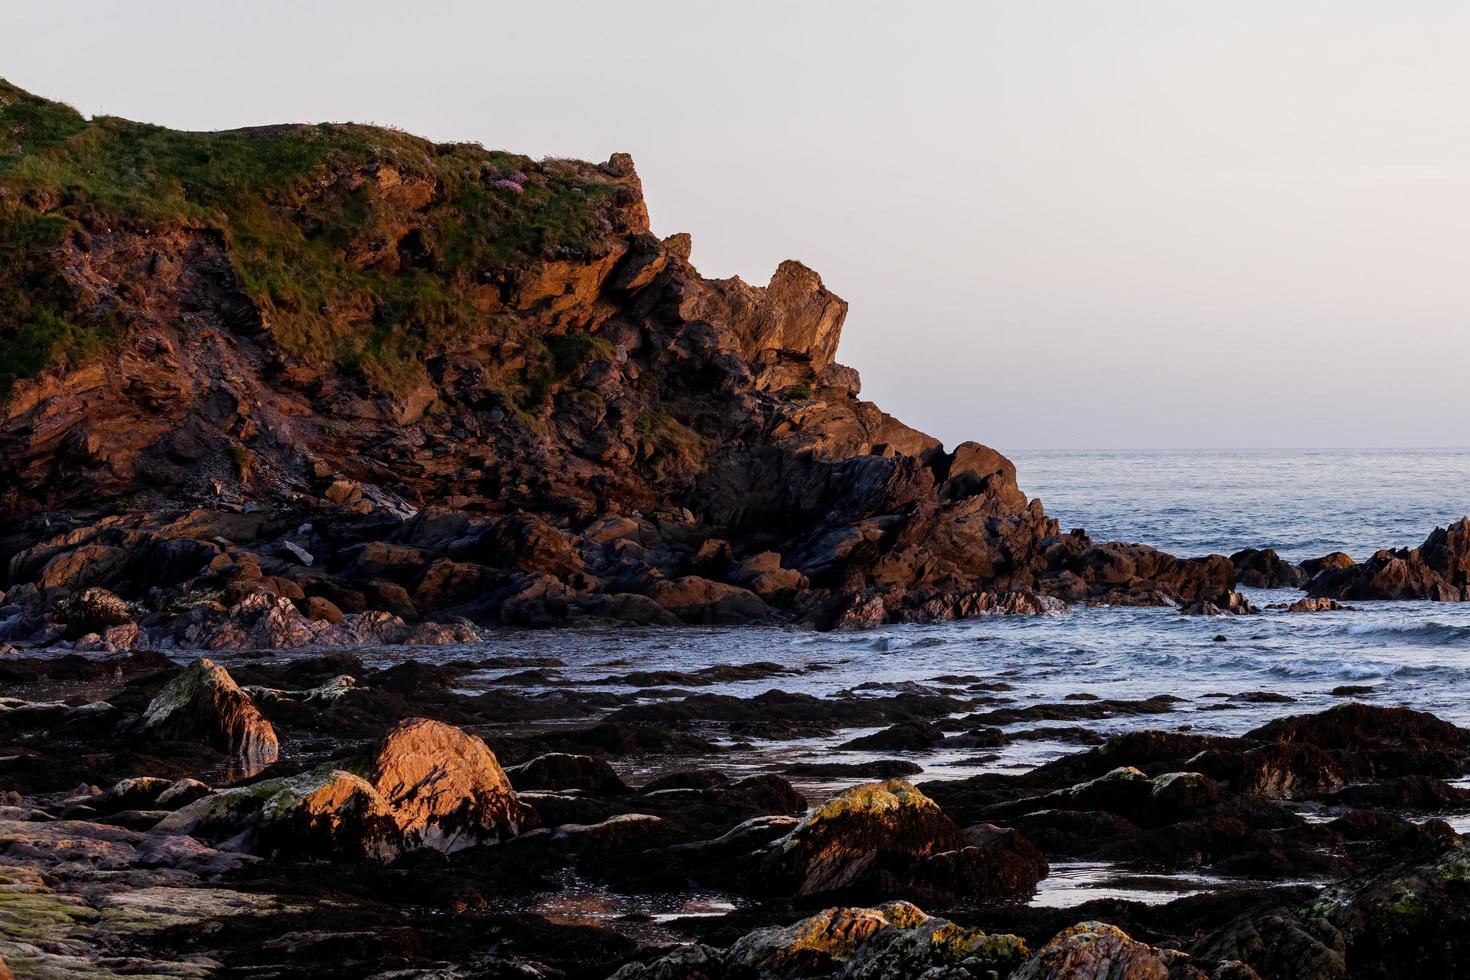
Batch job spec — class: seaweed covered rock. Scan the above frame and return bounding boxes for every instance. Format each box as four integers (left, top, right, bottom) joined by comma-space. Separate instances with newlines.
613, 902, 1029, 980
157, 717, 534, 860
1012, 921, 1210, 979
1245, 703, 1470, 755
1198, 837, 1470, 979
155, 767, 400, 860
763, 779, 1045, 901
506, 752, 629, 794
138, 658, 278, 769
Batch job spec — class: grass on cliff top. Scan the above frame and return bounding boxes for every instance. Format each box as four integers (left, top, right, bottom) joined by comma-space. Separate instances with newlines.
0, 79, 622, 394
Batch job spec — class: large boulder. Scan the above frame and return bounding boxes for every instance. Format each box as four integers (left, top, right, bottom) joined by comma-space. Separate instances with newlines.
157, 717, 536, 860
366, 717, 537, 852
139, 659, 279, 770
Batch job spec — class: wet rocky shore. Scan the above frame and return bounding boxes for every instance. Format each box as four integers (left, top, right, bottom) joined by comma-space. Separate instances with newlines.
2, 642, 1469, 979
6, 80, 1470, 980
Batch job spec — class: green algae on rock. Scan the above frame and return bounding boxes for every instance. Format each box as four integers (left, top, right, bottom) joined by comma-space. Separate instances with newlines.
157, 716, 535, 861
139, 658, 279, 770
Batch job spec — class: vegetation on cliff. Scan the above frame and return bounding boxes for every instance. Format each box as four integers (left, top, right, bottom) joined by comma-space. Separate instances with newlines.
0, 79, 627, 393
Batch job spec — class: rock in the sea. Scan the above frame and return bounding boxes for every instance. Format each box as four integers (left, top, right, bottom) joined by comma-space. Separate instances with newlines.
1307, 518, 1470, 601
1300, 551, 1356, 578
139, 658, 279, 769
1180, 591, 1258, 616
839, 720, 945, 751
1230, 548, 1306, 589
1287, 597, 1349, 613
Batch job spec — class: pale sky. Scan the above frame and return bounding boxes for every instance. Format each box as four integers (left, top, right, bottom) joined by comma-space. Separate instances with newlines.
3, 1, 1466, 450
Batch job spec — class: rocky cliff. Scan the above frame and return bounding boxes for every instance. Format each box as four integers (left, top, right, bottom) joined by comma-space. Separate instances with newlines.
0, 81, 1233, 647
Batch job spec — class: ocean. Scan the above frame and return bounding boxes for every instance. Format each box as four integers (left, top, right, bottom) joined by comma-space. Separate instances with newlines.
388, 449, 1470, 772
1010, 448, 1470, 562
363, 449, 1470, 909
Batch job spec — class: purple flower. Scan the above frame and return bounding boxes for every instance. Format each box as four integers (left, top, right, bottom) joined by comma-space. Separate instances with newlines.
491, 178, 523, 193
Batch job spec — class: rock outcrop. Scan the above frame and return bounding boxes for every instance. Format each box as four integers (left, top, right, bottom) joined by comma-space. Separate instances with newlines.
1230, 548, 1306, 589
1307, 519, 1470, 601
0, 78, 1238, 641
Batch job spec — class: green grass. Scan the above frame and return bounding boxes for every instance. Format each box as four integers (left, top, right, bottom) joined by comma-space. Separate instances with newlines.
518, 330, 614, 408
0, 79, 629, 395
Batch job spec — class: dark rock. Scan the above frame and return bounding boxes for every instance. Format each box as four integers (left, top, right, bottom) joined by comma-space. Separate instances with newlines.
760, 779, 1046, 902
1231, 548, 1307, 589
138, 659, 279, 769
506, 753, 629, 795
838, 721, 945, 751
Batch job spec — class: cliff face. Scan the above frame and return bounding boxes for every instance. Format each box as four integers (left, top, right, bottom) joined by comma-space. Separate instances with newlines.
0, 81, 1231, 645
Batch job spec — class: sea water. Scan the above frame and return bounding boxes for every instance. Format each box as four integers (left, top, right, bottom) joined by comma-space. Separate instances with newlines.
361, 450, 1470, 769
334, 450, 1470, 910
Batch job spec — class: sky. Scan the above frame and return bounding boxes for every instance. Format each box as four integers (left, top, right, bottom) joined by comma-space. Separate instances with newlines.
3, 1, 1467, 450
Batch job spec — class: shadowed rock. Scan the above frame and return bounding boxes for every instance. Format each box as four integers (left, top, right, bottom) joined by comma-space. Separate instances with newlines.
762, 779, 1046, 902
1307, 518, 1470, 601
139, 658, 278, 770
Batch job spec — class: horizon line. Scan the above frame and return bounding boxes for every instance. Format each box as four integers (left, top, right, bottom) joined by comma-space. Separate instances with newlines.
1005, 446, 1470, 453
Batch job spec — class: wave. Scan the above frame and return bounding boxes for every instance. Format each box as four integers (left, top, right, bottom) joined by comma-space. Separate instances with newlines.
1342, 622, 1470, 645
